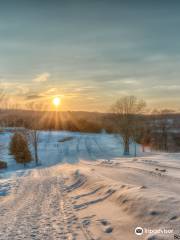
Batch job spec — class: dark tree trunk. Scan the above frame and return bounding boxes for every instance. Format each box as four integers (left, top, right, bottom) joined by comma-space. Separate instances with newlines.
35, 143, 39, 165
33, 130, 39, 165
35, 152, 38, 165
134, 142, 137, 157
123, 137, 130, 155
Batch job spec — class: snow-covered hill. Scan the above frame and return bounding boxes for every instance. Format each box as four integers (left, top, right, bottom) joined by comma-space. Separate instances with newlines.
0, 131, 179, 240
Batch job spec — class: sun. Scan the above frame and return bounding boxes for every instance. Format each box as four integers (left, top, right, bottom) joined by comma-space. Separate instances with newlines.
53, 97, 61, 107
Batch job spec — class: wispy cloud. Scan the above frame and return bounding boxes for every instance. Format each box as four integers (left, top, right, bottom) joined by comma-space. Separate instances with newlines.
33, 72, 50, 82
153, 85, 180, 91
26, 94, 43, 100
122, 79, 140, 85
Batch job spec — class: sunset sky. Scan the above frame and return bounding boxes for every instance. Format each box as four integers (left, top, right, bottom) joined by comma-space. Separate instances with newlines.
1, 0, 180, 111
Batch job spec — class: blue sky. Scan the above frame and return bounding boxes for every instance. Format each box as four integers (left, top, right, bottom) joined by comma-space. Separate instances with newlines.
1, 0, 180, 111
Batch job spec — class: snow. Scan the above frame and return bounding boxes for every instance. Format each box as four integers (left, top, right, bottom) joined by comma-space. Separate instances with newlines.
0, 130, 179, 240
0, 130, 142, 174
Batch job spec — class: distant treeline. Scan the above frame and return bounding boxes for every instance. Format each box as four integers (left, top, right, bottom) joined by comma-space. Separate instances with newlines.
0, 109, 108, 133
0, 109, 180, 152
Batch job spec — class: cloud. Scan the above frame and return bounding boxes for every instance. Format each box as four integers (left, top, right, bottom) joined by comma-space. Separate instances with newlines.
122, 79, 140, 85
43, 88, 57, 95
153, 85, 180, 91
33, 72, 50, 82
26, 94, 43, 100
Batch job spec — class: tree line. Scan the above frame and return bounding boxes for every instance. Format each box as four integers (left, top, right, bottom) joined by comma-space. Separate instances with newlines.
0, 95, 179, 169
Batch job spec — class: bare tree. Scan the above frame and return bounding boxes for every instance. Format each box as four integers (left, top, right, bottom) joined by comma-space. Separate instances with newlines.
112, 96, 146, 155
0, 83, 6, 114
28, 128, 40, 165
151, 110, 174, 152
25, 103, 41, 165
140, 122, 152, 152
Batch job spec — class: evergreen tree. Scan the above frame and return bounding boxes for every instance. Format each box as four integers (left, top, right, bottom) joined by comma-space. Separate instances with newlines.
9, 132, 32, 167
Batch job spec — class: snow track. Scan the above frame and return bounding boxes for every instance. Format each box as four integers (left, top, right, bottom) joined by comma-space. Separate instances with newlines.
0, 169, 95, 240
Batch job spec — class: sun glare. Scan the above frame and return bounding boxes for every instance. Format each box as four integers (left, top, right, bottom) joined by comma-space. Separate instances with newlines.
53, 97, 61, 107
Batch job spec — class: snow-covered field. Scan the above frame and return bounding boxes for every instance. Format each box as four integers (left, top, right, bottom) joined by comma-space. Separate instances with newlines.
0, 131, 179, 240
0, 131, 141, 174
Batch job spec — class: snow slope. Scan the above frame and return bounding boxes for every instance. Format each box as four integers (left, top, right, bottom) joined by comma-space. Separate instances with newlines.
0, 131, 179, 240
